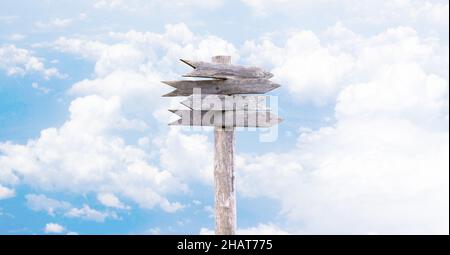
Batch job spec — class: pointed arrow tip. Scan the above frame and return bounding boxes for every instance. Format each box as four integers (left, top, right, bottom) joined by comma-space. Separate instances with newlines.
168, 109, 183, 117
180, 59, 197, 68
181, 71, 197, 77
168, 119, 182, 125
162, 90, 178, 97
161, 80, 176, 86
180, 98, 192, 108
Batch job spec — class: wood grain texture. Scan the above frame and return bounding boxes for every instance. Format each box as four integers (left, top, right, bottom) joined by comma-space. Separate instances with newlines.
180, 58, 273, 79
214, 126, 235, 235
181, 95, 268, 111
213, 55, 236, 235
161, 79, 280, 97
168, 110, 281, 127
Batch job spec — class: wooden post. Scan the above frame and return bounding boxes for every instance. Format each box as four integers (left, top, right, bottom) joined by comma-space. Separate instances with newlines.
213, 55, 236, 235
162, 55, 282, 234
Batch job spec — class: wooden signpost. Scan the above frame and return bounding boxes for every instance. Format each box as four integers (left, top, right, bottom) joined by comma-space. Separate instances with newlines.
162, 55, 282, 235
162, 79, 279, 97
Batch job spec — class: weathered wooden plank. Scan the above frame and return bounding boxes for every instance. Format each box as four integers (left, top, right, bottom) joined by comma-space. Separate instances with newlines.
214, 125, 235, 235
168, 110, 282, 127
180, 59, 273, 79
162, 79, 280, 97
181, 95, 268, 110
211, 55, 236, 236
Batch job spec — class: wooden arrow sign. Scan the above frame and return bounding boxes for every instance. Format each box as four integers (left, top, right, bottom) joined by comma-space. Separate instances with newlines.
168, 109, 282, 127
162, 79, 280, 97
180, 59, 273, 79
181, 95, 268, 111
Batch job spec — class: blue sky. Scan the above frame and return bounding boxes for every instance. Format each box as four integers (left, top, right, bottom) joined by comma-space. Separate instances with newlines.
0, 0, 449, 235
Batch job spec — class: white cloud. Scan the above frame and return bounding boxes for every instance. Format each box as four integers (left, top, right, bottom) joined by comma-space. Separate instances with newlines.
241, 0, 334, 16
277, 31, 353, 104
238, 119, 448, 234
93, 0, 224, 11
97, 193, 129, 209
26, 194, 117, 222
243, 25, 447, 105
34, 13, 87, 30
0, 15, 18, 24
0, 45, 63, 79
1, 23, 239, 215
5, 33, 26, 41
0, 185, 15, 200
26, 194, 71, 216
158, 128, 213, 184
51, 18, 72, 27
241, 0, 449, 28
351, 27, 448, 79
336, 63, 448, 128
31, 82, 50, 94
237, 26, 449, 234
2, 19, 447, 235
203, 205, 214, 218
237, 223, 290, 235
65, 204, 115, 222
44, 223, 65, 234
347, 0, 449, 27
35, 18, 73, 29
243, 30, 354, 104
51, 37, 109, 60
198, 228, 214, 235
69, 71, 165, 109
0, 95, 185, 212
51, 23, 238, 118
79, 23, 239, 67
93, 0, 129, 9
138, 137, 150, 147
198, 227, 214, 235
43, 22, 236, 186
146, 227, 161, 235
200, 223, 289, 235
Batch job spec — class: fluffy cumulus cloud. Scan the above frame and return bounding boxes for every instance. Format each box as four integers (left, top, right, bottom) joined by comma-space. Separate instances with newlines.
243, 25, 448, 105
50, 37, 109, 60
0, 95, 185, 212
0, 45, 63, 79
97, 193, 129, 210
26, 194, 116, 222
244, 30, 354, 104
44, 223, 65, 234
93, 0, 224, 11
157, 128, 213, 184
65, 204, 116, 222
0, 23, 236, 218
53, 23, 238, 113
0, 9, 448, 234
238, 121, 448, 234
35, 18, 73, 29
26, 194, 71, 216
241, 0, 335, 16
105, 23, 239, 70
241, 0, 449, 28
237, 25, 449, 234
0, 184, 15, 200
346, 0, 449, 27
